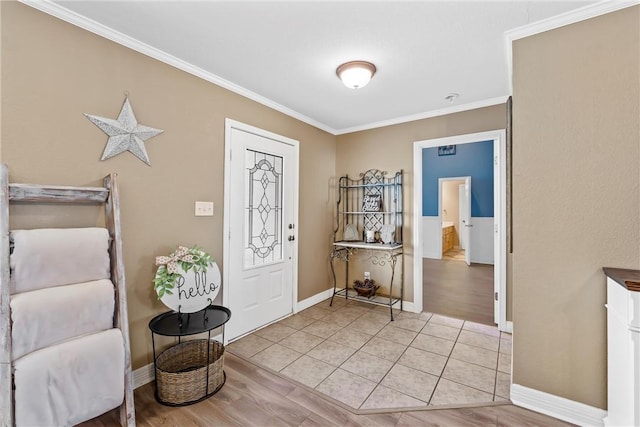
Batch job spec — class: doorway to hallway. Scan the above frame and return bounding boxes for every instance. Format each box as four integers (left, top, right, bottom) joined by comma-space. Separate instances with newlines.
412, 129, 506, 330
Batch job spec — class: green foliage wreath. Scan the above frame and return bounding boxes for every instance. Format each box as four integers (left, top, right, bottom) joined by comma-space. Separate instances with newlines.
153, 245, 214, 299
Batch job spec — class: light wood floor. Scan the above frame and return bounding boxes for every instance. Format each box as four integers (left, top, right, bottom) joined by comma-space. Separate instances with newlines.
81, 353, 572, 427
423, 256, 495, 326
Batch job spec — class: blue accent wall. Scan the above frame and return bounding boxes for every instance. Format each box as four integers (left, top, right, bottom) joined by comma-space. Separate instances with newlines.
422, 140, 494, 217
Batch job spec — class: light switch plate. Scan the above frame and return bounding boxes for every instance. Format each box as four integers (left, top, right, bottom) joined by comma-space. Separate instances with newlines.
195, 201, 214, 216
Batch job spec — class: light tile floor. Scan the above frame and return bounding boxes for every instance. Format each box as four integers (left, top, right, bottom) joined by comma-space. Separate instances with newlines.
227, 297, 512, 411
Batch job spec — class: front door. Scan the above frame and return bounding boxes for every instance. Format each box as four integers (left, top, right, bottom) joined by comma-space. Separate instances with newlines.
223, 120, 298, 342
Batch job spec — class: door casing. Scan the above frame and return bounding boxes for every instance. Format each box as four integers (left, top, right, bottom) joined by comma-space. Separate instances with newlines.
413, 129, 507, 330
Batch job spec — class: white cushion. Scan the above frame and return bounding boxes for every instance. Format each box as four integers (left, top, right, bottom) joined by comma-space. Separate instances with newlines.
10, 279, 115, 361
10, 227, 110, 294
13, 329, 125, 427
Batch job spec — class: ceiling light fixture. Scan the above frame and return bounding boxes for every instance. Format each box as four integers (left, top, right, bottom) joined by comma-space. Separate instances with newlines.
336, 61, 376, 89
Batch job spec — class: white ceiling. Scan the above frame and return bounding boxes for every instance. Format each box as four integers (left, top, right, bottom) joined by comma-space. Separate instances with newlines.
46, 1, 597, 134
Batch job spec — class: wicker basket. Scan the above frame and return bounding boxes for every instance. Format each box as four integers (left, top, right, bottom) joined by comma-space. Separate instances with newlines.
155, 339, 225, 405
353, 279, 379, 298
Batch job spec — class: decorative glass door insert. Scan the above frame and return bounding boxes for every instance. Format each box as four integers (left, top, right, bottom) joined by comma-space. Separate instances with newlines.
244, 149, 283, 268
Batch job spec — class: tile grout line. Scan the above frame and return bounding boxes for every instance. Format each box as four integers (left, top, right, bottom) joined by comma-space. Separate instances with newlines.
424, 317, 465, 405
356, 318, 431, 410
236, 299, 509, 410
320, 303, 392, 409
343, 303, 396, 409
493, 331, 501, 400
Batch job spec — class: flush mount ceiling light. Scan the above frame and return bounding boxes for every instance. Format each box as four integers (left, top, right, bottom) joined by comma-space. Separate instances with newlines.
336, 61, 377, 89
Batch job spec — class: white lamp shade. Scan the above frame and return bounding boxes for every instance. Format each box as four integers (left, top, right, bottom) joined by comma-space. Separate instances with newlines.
336, 61, 376, 89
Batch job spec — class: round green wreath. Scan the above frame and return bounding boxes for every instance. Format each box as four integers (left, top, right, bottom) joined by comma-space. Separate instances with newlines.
153, 245, 214, 299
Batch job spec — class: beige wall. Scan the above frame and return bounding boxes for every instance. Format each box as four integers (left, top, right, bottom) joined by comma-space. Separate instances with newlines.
336, 105, 506, 303
0, 2, 336, 369
512, 6, 639, 409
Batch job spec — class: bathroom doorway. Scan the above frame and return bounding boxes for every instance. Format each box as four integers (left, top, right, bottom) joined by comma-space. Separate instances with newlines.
439, 176, 471, 266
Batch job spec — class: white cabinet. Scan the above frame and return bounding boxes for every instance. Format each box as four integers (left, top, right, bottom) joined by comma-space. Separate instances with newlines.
603, 267, 640, 427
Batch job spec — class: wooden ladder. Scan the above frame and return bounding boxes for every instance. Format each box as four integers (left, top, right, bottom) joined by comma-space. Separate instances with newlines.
0, 164, 135, 426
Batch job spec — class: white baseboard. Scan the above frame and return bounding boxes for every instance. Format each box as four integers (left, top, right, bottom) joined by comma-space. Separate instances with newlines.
133, 363, 154, 389
296, 287, 418, 315
511, 384, 607, 427
295, 287, 335, 311
505, 321, 513, 333
401, 300, 418, 313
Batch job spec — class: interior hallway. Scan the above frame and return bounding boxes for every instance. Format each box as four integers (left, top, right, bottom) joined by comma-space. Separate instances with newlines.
423, 250, 495, 326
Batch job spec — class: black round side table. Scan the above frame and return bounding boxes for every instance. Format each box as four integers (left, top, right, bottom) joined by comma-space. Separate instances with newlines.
148, 305, 231, 406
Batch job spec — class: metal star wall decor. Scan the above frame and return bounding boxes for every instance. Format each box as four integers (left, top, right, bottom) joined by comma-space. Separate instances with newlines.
84, 97, 163, 166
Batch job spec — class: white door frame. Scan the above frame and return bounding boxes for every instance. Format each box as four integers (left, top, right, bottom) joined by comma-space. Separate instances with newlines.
222, 119, 299, 342
413, 129, 507, 330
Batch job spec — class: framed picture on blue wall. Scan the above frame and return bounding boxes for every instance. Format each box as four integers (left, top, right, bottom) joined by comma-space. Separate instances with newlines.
438, 145, 456, 156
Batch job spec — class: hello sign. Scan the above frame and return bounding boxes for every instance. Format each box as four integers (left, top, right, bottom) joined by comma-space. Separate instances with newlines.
159, 263, 221, 313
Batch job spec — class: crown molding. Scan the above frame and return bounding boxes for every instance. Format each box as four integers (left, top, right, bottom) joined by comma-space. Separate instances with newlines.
18, 0, 338, 135
13, 1, 512, 137
504, 0, 640, 94
335, 96, 509, 135
22, 0, 634, 138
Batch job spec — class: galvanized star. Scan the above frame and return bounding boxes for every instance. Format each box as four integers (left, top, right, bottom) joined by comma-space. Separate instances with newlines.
85, 97, 163, 166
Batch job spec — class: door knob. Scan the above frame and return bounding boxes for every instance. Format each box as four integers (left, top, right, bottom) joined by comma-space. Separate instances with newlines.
288, 235, 295, 241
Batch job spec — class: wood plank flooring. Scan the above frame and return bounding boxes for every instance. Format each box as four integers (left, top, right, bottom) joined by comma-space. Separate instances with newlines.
423, 257, 495, 326
80, 353, 573, 427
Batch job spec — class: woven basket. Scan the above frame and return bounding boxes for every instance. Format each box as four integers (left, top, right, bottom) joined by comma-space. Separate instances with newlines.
155, 339, 225, 405
353, 279, 379, 298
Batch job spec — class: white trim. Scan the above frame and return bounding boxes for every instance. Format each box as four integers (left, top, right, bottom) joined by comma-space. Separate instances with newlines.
505, 321, 513, 334
495, 135, 507, 326
468, 216, 495, 265
18, 0, 336, 135
19, 1, 508, 136
421, 217, 443, 259
400, 300, 418, 314
222, 119, 300, 343
336, 96, 508, 135
296, 287, 419, 314
20, 0, 505, 136
23, 0, 637, 138
295, 287, 335, 312
511, 384, 607, 427
133, 363, 154, 389
504, 0, 639, 94
413, 130, 507, 331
